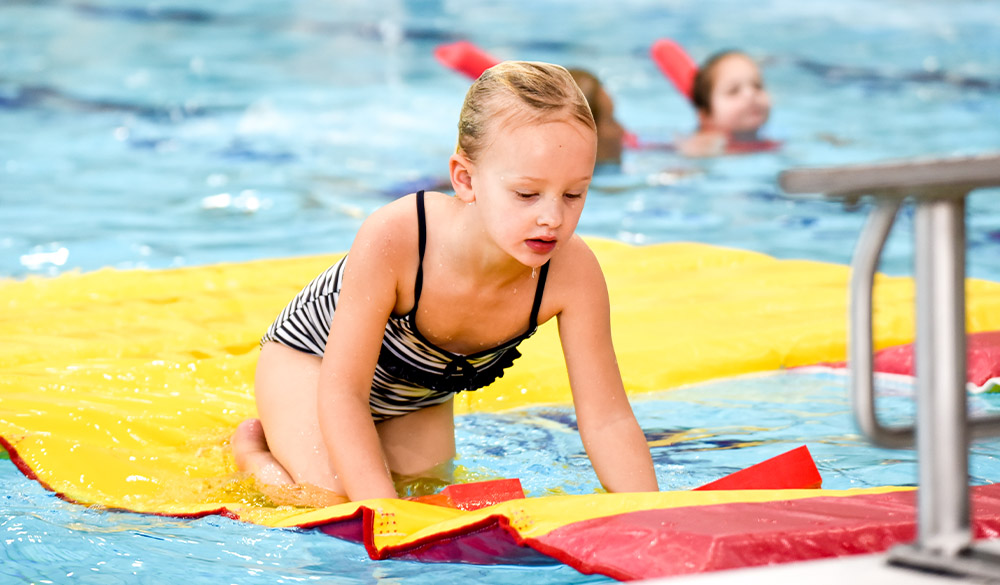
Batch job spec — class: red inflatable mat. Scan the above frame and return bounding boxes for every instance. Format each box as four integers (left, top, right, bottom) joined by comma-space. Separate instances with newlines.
304, 447, 823, 566
817, 330, 1000, 393
531, 483, 1000, 581
297, 448, 1000, 581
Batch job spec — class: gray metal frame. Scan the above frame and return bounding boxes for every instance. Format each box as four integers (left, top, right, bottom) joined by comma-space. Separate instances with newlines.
780, 152, 1000, 579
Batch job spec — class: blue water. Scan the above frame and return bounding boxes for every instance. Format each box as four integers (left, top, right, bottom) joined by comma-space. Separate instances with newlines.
3, 0, 1000, 583
3, 0, 1000, 280
461, 371, 1000, 495
3, 371, 1000, 583
0, 465, 606, 584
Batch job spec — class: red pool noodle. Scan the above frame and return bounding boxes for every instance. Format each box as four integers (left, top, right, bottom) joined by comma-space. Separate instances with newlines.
434, 41, 500, 80
435, 41, 646, 149
650, 38, 698, 101
439, 38, 698, 101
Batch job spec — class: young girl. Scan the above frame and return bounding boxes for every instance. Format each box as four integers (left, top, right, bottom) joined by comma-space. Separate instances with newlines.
679, 50, 775, 157
232, 61, 659, 507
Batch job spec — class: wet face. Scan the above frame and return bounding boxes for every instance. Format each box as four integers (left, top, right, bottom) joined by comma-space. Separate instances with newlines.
470, 117, 597, 268
702, 54, 771, 136
594, 88, 625, 164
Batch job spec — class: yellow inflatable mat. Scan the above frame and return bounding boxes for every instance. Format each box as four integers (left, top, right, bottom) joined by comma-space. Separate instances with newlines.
4, 239, 1000, 580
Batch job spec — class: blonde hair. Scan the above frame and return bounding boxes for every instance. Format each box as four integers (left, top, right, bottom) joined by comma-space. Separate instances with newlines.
456, 61, 596, 162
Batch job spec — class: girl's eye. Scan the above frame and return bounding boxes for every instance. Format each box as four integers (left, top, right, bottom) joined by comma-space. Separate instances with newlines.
564, 192, 583, 200
515, 191, 539, 199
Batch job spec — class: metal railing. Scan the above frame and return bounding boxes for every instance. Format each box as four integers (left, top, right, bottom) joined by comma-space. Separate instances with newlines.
780, 152, 1000, 579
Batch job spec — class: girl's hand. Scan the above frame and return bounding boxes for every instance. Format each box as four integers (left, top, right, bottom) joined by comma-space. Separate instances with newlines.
258, 482, 350, 508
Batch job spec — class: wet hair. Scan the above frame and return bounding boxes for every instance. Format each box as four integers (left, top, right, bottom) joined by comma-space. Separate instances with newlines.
567, 68, 604, 123
691, 50, 746, 114
457, 61, 596, 162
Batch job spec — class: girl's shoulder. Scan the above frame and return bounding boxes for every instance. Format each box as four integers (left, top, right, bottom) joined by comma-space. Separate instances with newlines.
363, 191, 452, 228
360, 191, 434, 235
555, 235, 601, 269
352, 191, 455, 261
351, 193, 421, 260
547, 236, 607, 291
536, 236, 610, 323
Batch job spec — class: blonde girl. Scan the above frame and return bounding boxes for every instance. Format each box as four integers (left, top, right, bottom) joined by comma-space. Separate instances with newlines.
233, 61, 659, 506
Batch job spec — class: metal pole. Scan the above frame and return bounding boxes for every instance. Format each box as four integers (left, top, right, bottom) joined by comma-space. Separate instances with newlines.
913, 196, 971, 554
849, 199, 913, 448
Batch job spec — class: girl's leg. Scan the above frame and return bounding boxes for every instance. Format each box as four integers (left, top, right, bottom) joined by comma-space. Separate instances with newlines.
233, 342, 345, 504
377, 399, 456, 478
234, 344, 456, 503
231, 418, 294, 485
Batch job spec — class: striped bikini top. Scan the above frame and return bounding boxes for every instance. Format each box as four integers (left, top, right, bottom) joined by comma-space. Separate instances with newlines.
375, 190, 550, 396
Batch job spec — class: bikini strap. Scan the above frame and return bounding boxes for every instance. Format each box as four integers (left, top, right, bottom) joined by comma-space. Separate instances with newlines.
413, 190, 427, 305
528, 262, 550, 329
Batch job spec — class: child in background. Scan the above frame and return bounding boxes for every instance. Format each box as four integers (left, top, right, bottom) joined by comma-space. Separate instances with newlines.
678, 50, 773, 157
568, 68, 627, 166
232, 61, 659, 507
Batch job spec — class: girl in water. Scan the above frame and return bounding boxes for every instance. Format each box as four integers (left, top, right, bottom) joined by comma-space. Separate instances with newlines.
567, 67, 628, 166
679, 50, 774, 157
232, 61, 659, 506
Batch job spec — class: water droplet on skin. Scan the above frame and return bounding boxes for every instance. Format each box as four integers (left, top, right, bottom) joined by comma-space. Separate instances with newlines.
531, 268, 537, 279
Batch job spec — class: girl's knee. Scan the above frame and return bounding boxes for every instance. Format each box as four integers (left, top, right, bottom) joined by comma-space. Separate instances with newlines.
231, 418, 290, 483
232, 419, 267, 458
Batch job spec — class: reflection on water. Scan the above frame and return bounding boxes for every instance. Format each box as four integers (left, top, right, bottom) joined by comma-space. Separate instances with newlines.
456, 370, 1000, 494
4, 1, 1000, 280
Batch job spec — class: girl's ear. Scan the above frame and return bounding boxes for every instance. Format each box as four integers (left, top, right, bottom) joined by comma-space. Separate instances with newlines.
449, 152, 476, 203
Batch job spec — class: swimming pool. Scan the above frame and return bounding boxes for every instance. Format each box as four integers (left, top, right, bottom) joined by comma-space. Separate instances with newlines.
3, 0, 1000, 583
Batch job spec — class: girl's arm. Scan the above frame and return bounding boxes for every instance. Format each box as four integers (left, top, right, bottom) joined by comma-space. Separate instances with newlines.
556, 240, 659, 493
316, 199, 416, 501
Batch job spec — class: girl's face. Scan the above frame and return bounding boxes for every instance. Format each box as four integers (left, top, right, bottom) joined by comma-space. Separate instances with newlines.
702, 54, 771, 136
470, 116, 597, 268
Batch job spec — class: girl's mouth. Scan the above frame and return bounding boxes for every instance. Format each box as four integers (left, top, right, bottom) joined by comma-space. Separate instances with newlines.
526, 238, 557, 253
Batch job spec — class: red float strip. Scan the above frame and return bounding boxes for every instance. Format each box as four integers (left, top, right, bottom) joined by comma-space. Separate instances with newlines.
814, 330, 1000, 389
8, 433, 999, 582
530, 484, 1000, 581
297, 446, 825, 565
297, 484, 1000, 581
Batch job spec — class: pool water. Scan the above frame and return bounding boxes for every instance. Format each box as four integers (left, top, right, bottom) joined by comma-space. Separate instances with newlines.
3, 371, 1000, 583
0, 464, 607, 585
460, 371, 1000, 495
3, 0, 1000, 583
4, 0, 1000, 281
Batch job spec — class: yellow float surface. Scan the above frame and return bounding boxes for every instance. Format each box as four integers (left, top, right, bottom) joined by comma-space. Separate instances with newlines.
3, 239, 1000, 548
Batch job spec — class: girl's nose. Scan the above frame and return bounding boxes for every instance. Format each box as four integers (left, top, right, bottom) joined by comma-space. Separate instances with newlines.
537, 197, 564, 227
